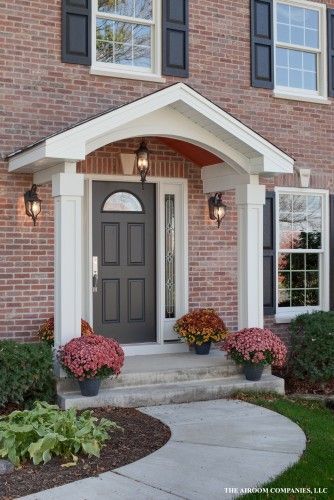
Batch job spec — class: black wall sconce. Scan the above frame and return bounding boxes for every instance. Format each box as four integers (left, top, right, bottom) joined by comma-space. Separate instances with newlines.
208, 192, 226, 228
24, 184, 41, 226
135, 140, 150, 189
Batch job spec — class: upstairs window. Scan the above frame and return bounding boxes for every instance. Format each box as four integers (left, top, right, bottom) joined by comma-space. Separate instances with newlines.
92, 0, 160, 77
274, 0, 327, 98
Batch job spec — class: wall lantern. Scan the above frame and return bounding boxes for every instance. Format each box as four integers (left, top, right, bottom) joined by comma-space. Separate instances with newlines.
24, 184, 41, 226
135, 140, 150, 189
208, 192, 227, 228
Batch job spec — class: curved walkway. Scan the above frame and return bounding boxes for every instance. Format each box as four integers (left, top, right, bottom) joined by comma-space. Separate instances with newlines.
22, 400, 306, 500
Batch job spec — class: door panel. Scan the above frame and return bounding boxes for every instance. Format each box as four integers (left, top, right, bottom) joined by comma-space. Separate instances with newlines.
93, 181, 156, 343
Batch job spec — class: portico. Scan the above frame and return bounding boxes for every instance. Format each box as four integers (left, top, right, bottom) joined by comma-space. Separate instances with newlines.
7, 83, 294, 354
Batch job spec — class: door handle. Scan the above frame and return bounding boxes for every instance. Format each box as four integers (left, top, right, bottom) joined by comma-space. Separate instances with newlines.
92, 256, 98, 292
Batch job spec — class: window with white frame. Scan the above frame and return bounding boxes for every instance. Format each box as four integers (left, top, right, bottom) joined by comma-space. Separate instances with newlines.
93, 0, 160, 75
277, 190, 328, 314
274, 0, 327, 97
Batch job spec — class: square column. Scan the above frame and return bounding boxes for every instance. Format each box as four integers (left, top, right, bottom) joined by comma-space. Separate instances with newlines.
52, 172, 84, 348
236, 184, 266, 329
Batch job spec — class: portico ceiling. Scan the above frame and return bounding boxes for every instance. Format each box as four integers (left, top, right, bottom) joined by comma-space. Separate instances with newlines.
7, 83, 294, 175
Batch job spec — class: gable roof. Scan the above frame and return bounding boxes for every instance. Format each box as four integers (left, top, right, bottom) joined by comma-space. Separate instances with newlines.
7, 83, 294, 175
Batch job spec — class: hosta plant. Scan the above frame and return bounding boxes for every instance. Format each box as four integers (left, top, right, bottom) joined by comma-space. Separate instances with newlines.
222, 327, 287, 367
57, 334, 125, 380
174, 308, 228, 346
0, 401, 121, 466
38, 316, 94, 345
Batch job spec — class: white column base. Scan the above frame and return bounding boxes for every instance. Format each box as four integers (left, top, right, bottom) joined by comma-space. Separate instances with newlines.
236, 184, 266, 329
53, 172, 84, 349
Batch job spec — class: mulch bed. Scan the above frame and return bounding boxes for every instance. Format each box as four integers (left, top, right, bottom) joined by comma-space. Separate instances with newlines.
0, 407, 171, 500
272, 368, 334, 396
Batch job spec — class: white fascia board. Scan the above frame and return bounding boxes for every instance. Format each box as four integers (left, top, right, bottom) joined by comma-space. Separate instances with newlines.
8, 143, 47, 172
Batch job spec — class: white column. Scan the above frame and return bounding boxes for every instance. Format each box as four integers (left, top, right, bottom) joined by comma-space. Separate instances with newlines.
52, 172, 84, 348
236, 184, 266, 329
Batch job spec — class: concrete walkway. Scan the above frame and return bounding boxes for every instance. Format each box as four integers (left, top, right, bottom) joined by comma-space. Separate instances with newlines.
22, 400, 306, 500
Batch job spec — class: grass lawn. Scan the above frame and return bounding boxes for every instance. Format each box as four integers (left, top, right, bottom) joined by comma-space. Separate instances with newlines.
232, 392, 334, 500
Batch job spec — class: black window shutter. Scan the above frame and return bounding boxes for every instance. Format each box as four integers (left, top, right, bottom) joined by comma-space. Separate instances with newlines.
251, 0, 274, 89
62, 0, 91, 65
330, 195, 334, 309
162, 0, 189, 77
263, 192, 276, 315
328, 9, 334, 97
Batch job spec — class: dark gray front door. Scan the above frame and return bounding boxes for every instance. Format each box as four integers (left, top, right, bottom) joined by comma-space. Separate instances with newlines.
92, 181, 156, 343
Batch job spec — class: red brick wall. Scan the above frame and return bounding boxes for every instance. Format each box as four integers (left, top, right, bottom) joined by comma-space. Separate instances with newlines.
1, 0, 333, 341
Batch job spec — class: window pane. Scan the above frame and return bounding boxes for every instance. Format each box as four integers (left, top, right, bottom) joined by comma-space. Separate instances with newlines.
278, 253, 290, 271
306, 253, 318, 270
305, 29, 318, 49
306, 289, 319, 305
98, 0, 152, 19
98, 0, 134, 16
303, 72, 317, 90
305, 10, 319, 29
292, 272, 304, 288
303, 52, 316, 71
289, 69, 303, 88
291, 253, 304, 270
289, 50, 302, 69
291, 289, 305, 306
165, 195, 175, 319
276, 47, 288, 66
290, 26, 304, 45
277, 23, 290, 43
276, 67, 289, 86
278, 272, 290, 289
290, 6, 304, 27
279, 289, 291, 307
135, 0, 152, 19
103, 191, 143, 212
277, 3, 290, 23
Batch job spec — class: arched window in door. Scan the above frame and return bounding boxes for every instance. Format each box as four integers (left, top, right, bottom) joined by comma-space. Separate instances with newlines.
102, 191, 143, 212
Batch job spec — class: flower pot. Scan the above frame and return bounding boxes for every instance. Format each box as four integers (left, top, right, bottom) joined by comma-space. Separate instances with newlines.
194, 341, 211, 355
78, 378, 101, 397
244, 363, 264, 381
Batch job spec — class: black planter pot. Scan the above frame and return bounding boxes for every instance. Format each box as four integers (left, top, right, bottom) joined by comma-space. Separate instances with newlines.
194, 342, 211, 355
78, 378, 101, 397
244, 363, 264, 381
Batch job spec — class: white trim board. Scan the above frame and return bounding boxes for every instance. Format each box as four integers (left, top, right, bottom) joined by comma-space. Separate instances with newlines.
83, 174, 188, 356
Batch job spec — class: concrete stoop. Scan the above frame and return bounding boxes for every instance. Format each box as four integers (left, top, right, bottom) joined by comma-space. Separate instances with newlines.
57, 352, 285, 410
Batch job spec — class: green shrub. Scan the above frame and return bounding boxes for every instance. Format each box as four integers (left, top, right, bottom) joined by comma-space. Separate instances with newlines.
0, 341, 55, 407
0, 401, 121, 466
289, 311, 334, 381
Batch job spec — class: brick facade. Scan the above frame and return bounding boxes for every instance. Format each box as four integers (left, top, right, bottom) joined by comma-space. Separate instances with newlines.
1, 0, 333, 340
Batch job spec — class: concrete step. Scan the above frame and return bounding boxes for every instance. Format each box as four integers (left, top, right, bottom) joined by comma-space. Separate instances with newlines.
57, 351, 243, 393
58, 374, 284, 410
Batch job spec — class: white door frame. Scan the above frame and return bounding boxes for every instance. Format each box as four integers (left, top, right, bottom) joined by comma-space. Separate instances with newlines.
82, 174, 189, 355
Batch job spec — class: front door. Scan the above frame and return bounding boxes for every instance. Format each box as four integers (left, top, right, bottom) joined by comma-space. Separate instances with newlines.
92, 181, 156, 343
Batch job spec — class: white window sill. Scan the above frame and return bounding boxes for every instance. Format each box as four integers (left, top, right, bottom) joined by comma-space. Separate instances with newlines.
273, 91, 331, 105
90, 66, 166, 83
275, 308, 321, 324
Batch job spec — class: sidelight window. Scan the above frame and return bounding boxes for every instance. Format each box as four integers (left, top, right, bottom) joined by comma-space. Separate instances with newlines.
165, 194, 175, 319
